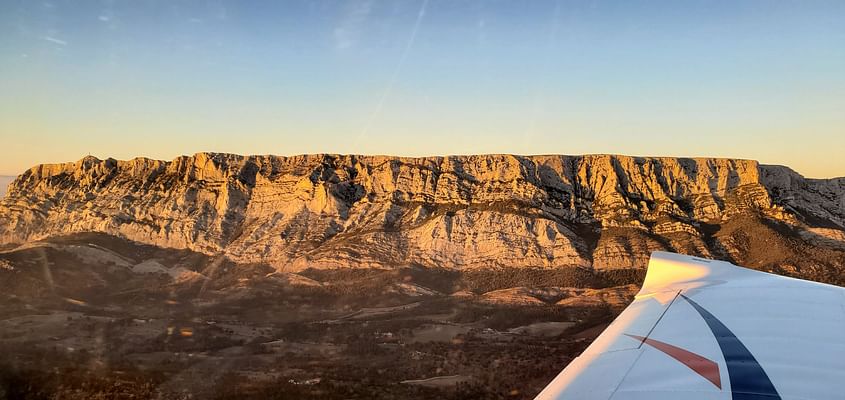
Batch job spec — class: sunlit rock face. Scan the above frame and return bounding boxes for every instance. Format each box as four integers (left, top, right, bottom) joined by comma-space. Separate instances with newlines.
1, 153, 842, 271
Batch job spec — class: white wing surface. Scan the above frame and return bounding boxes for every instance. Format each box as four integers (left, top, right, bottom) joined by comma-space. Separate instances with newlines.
535, 251, 845, 400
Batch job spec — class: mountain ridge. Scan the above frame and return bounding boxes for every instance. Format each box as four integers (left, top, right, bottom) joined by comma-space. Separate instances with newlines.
1, 153, 843, 272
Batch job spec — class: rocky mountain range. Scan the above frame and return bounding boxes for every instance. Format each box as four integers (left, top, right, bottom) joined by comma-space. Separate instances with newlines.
1, 153, 843, 276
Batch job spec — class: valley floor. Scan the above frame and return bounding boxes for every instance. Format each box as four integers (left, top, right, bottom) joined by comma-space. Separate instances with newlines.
0, 234, 634, 400
3, 227, 842, 399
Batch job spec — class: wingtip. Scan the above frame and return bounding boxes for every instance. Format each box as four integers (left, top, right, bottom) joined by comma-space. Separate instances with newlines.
639, 252, 736, 296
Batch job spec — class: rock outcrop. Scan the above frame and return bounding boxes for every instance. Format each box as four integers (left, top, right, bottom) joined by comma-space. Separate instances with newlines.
1, 153, 842, 271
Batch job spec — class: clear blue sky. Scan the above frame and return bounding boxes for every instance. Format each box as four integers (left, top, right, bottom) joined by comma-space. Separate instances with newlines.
0, 0, 843, 177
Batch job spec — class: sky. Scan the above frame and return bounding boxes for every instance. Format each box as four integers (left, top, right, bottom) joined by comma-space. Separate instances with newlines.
0, 0, 843, 178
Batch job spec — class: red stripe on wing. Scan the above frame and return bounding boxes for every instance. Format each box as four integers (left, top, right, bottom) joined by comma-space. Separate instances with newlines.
625, 333, 722, 389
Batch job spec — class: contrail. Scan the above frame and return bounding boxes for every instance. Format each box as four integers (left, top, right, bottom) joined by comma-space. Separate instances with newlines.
44, 36, 68, 46
353, 0, 429, 151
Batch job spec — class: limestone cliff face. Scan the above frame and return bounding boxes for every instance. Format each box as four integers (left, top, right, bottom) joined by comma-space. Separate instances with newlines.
1, 153, 842, 271
760, 165, 845, 228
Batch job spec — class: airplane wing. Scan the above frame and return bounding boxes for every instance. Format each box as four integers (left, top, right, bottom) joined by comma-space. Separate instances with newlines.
535, 251, 845, 400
